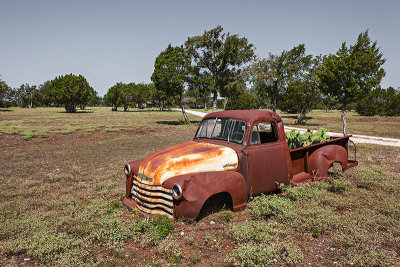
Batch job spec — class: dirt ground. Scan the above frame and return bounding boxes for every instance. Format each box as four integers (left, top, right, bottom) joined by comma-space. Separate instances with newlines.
1, 108, 399, 266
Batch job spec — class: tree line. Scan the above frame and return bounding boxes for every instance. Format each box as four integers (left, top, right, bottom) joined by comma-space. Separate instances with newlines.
143, 26, 399, 135
1, 26, 399, 135
0, 74, 100, 112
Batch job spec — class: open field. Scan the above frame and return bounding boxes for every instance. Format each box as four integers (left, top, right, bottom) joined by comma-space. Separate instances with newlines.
1, 107, 399, 266
197, 108, 400, 139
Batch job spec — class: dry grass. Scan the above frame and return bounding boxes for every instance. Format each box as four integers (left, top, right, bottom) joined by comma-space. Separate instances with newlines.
279, 109, 400, 138
0, 107, 399, 266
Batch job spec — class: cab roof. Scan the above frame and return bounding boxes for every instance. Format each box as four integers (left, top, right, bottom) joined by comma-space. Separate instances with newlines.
203, 110, 282, 123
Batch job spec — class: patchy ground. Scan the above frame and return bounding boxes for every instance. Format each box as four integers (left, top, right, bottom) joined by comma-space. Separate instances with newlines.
1, 107, 399, 266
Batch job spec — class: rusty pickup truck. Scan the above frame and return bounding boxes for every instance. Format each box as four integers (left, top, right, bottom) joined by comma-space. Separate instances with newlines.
122, 110, 358, 221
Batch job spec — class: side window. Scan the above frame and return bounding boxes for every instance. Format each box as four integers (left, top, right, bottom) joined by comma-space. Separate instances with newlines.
255, 122, 278, 144
250, 126, 260, 145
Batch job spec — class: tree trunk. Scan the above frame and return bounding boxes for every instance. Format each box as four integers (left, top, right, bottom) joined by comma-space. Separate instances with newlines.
180, 95, 190, 124
223, 97, 228, 110
29, 92, 32, 108
297, 108, 307, 125
272, 96, 277, 113
212, 91, 217, 113
341, 105, 348, 136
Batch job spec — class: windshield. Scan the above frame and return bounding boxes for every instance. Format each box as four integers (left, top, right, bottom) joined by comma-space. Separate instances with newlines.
195, 118, 247, 144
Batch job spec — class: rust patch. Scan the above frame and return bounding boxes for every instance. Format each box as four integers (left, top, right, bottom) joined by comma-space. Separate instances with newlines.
137, 141, 238, 186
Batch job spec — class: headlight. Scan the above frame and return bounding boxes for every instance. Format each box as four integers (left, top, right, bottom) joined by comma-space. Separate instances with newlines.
172, 183, 182, 200
124, 164, 131, 178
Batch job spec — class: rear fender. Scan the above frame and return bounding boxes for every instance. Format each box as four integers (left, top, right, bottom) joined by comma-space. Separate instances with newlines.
308, 145, 348, 179
163, 171, 247, 221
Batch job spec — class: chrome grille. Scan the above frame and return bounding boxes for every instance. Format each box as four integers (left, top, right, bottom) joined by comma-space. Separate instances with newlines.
131, 176, 174, 218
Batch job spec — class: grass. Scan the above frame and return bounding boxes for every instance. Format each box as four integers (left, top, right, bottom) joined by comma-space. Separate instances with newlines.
1, 107, 399, 266
0, 107, 200, 138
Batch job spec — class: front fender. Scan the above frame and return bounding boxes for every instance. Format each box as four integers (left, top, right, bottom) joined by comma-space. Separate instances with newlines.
308, 145, 348, 179
163, 171, 247, 221
126, 160, 142, 196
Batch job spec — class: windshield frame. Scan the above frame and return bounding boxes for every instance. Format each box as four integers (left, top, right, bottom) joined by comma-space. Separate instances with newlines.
194, 117, 247, 144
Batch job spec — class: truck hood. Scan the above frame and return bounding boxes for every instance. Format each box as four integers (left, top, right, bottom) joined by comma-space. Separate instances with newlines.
137, 141, 238, 186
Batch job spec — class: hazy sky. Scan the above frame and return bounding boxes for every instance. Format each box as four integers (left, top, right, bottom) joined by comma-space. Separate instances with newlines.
1, 0, 399, 96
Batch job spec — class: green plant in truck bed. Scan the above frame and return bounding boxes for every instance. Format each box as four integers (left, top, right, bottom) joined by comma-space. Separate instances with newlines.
286, 128, 330, 149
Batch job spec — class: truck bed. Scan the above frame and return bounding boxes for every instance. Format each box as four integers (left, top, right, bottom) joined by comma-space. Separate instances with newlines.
289, 135, 358, 182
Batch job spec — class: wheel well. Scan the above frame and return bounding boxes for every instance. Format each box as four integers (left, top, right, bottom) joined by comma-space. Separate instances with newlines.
328, 161, 344, 178
196, 192, 233, 221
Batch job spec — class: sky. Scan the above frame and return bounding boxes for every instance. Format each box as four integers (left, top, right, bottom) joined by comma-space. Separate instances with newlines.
1, 0, 399, 96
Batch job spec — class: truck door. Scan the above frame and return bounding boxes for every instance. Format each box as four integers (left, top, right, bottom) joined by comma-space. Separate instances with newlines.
245, 121, 290, 196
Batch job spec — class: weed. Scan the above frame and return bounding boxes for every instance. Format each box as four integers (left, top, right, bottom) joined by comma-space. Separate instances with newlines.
21, 130, 48, 139
71, 164, 81, 174
327, 178, 351, 193
188, 254, 202, 265
59, 129, 74, 135
178, 118, 189, 125
226, 240, 303, 266
203, 233, 214, 245
105, 126, 121, 132
158, 236, 183, 266
355, 166, 381, 189
226, 221, 279, 243
249, 194, 292, 218
222, 210, 234, 222
85, 126, 99, 132
89, 213, 131, 248
131, 215, 174, 245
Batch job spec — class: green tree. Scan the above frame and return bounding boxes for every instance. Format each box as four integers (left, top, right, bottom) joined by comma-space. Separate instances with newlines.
355, 87, 385, 116
151, 44, 191, 124
0, 77, 12, 108
38, 80, 55, 107
15, 84, 39, 108
46, 74, 93, 113
252, 44, 309, 113
104, 82, 125, 111
147, 82, 168, 110
87, 87, 101, 107
226, 91, 257, 110
317, 31, 386, 135
133, 83, 152, 108
280, 55, 322, 124
186, 66, 212, 109
185, 26, 255, 112
382, 87, 400, 116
